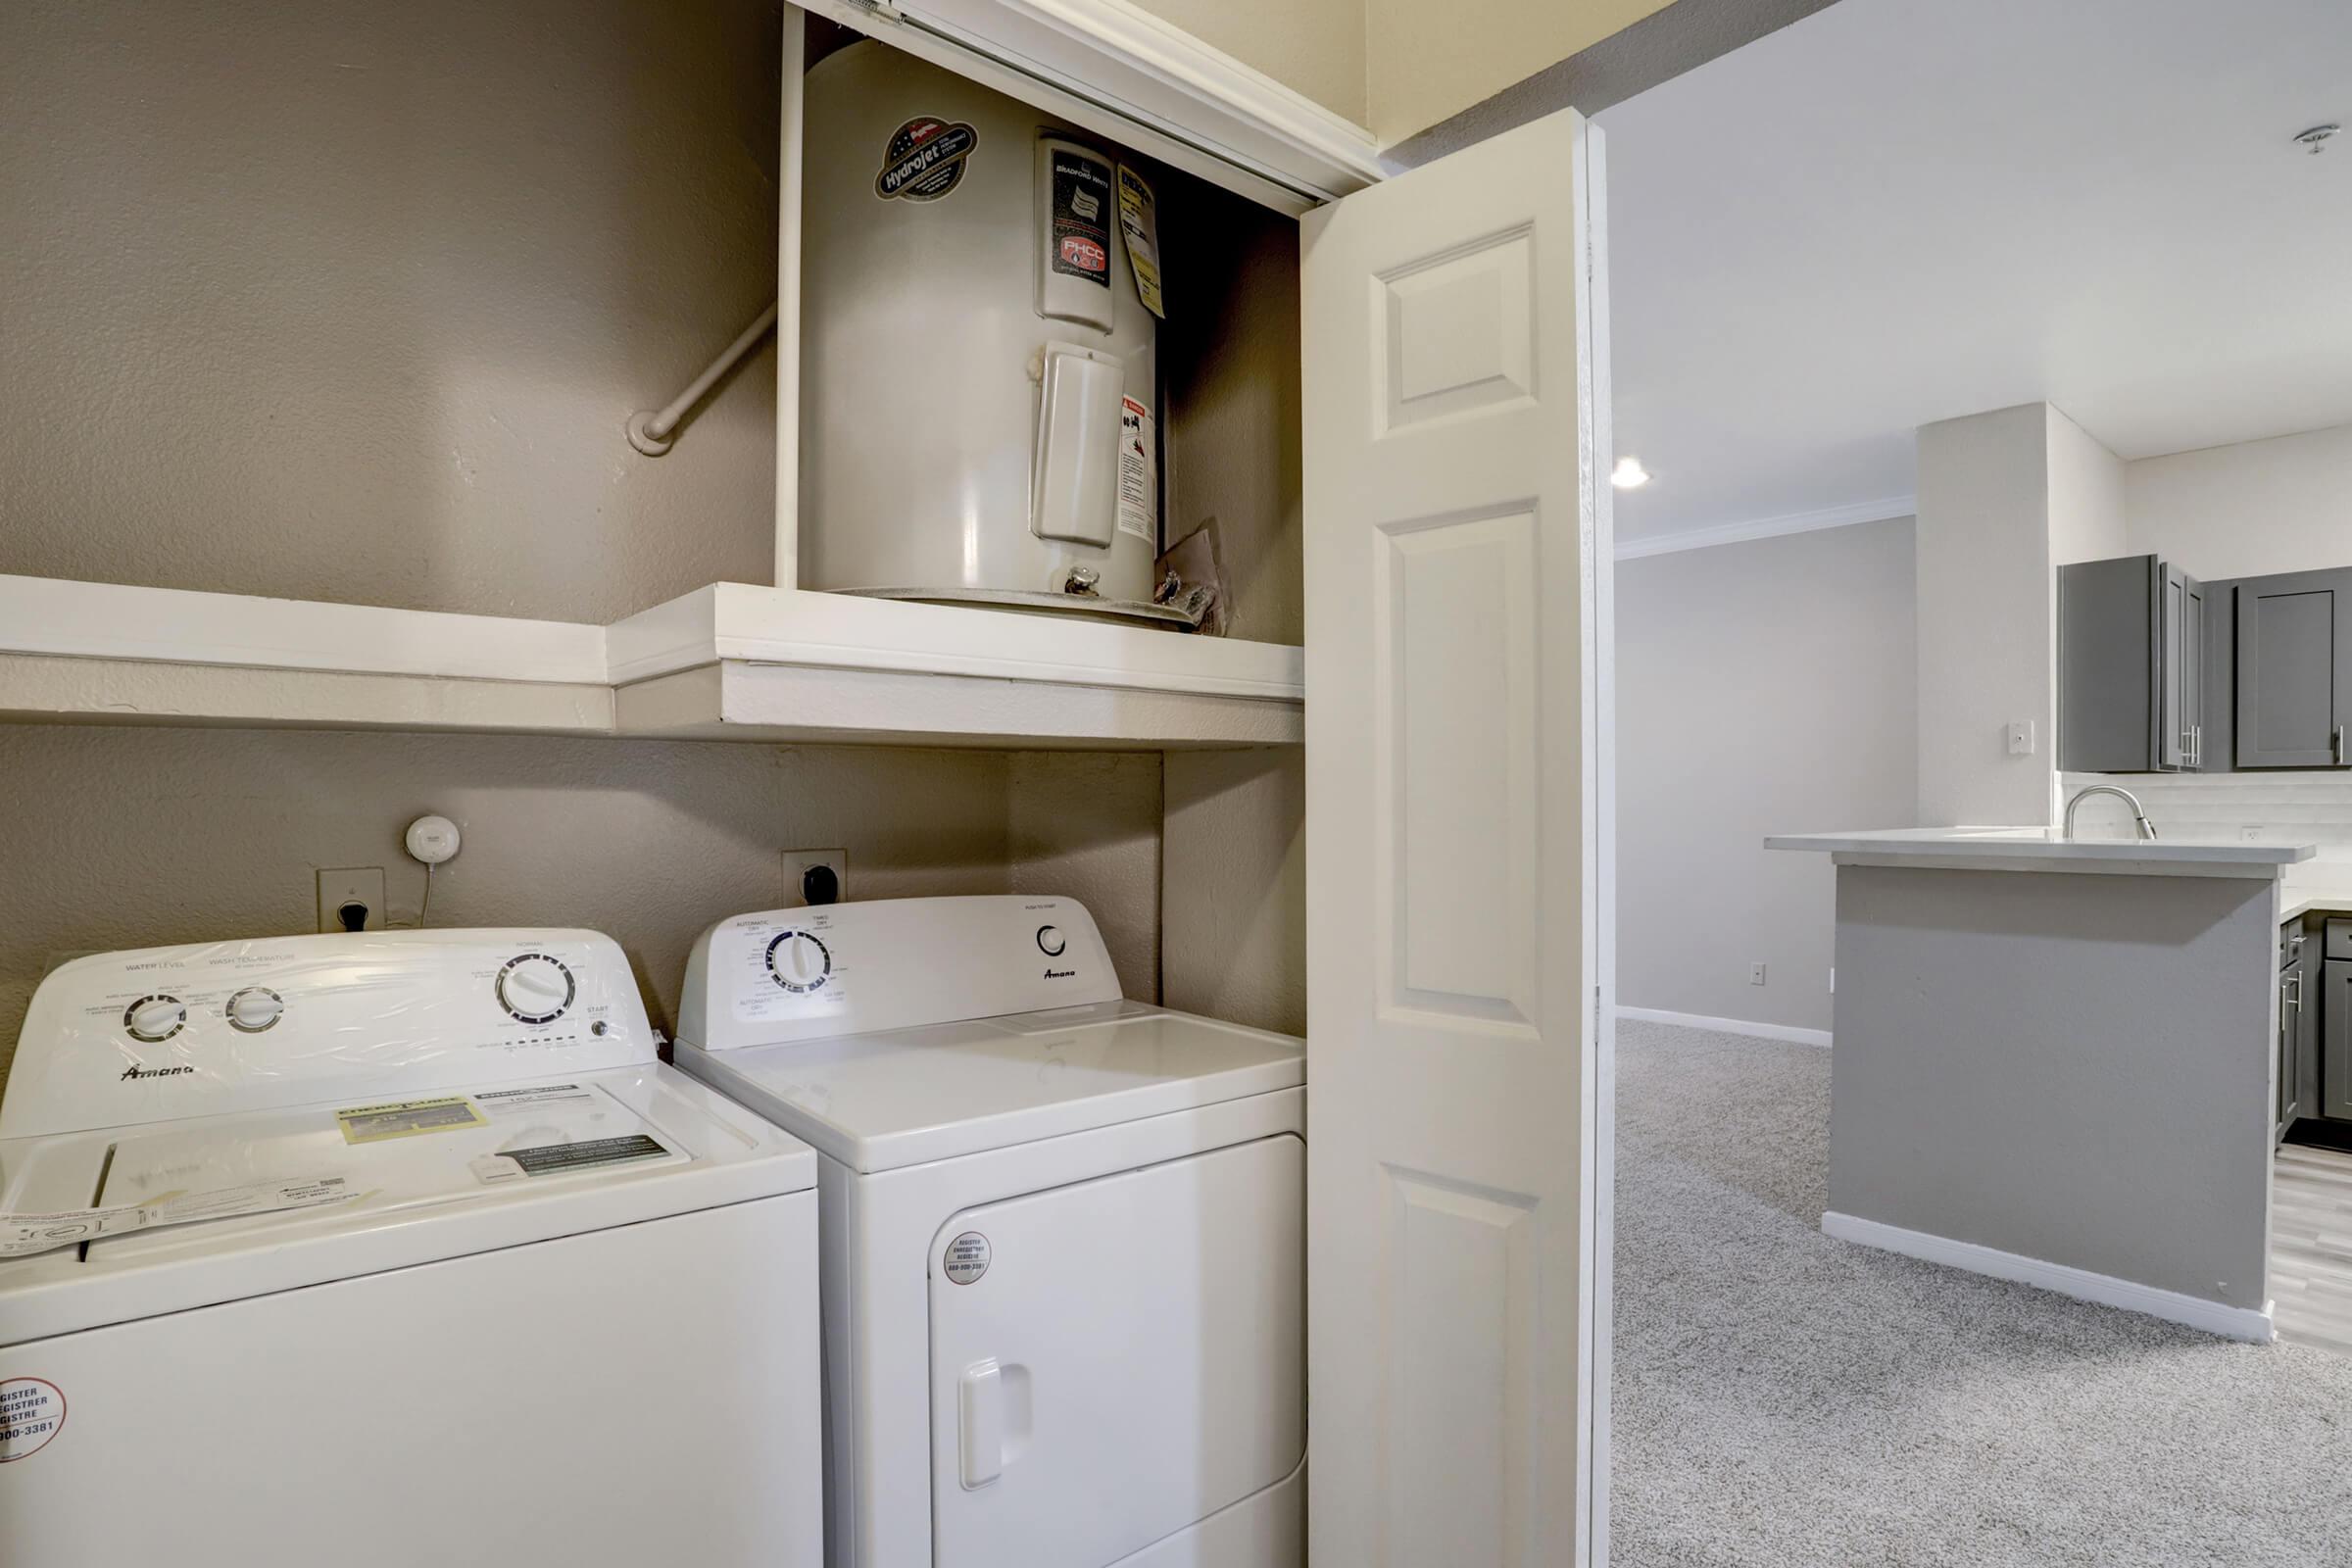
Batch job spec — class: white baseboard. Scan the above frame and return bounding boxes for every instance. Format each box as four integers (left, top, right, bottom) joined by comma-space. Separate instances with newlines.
1821, 1210, 2276, 1344
1615, 1004, 1830, 1049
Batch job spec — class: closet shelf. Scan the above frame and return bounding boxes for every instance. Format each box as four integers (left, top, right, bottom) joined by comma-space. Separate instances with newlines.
0, 575, 1302, 750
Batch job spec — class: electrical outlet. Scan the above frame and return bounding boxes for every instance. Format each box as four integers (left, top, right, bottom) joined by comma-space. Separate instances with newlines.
317, 867, 387, 932
779, 848, 848, 907
1749, 961, 1768, 986
2241, 825, 2265, 843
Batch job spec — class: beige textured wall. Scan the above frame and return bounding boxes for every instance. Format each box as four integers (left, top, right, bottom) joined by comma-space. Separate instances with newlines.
0, 0, 781, 622
1129, 0, 1681, 143
1161, 750, 1305, 1037
0, 726, 1165, 1097
0, 0, 1301, 1101
1161, 178, 1304, 646
1009, 752, 1166, 1002
1131, 0, 1368, 124
1363, 0, 1676, 142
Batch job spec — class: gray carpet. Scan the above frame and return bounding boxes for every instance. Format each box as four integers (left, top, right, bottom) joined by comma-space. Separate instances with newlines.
1610, 1018, 2352, 1567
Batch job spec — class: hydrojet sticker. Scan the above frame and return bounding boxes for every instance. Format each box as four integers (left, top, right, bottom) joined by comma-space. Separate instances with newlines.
875, 117, 978, 203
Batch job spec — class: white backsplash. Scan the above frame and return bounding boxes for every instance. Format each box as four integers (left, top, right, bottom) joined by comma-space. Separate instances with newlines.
2062, 771, 2352, 896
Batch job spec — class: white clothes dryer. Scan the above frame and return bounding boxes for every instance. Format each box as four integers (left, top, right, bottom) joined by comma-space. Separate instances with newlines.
0, 929, 823, 1568
674, 895, 1306, 1568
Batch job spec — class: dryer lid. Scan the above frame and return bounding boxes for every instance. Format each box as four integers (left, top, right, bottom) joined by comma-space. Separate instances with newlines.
676, 1001, 1304, 1172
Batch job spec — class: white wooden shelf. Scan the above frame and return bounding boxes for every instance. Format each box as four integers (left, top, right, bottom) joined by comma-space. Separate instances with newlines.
0, 575, 1301, 750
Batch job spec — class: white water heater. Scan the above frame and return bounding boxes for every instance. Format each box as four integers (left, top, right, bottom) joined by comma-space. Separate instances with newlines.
799, 41, 1179, 626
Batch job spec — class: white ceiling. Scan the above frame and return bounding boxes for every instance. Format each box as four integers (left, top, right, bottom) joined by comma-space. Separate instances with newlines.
1595, 0, 2352, 548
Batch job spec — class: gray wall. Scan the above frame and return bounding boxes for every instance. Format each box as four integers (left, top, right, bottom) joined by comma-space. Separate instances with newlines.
0, 726, 1164, 1100
1830, 863, 2276, 1310
0, 0, 781, 622
1615, 517, 1916, 1031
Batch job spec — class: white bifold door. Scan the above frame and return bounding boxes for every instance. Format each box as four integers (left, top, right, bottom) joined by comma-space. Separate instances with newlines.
1302, 107, 1611, 1567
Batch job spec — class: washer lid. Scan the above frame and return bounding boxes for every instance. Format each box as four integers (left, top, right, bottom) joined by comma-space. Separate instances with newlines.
0, 1061, 815, 1347
93, 1078, 688, 1258
676, 1000, 1305, 1172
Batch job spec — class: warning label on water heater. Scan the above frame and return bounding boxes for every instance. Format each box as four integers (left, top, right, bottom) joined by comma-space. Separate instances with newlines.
1118, 397, 1155, 542
1049, 150, 1113, 287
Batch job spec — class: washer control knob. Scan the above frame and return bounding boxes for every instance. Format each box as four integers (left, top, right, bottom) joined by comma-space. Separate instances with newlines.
124, 995, 188, 1043
1036, 925, 1066, 957
496, 954, 576, 1024
226, 987, 284, 1033
765, 931, 832, 995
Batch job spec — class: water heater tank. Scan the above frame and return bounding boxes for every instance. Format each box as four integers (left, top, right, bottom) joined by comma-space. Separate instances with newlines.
800, 41, 1174, 625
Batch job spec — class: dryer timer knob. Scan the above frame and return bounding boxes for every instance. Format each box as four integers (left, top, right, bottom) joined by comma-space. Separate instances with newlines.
497, 954, 575, 1023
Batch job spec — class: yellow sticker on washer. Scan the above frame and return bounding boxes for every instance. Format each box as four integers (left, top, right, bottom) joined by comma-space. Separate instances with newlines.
334, 1096, 486, 1145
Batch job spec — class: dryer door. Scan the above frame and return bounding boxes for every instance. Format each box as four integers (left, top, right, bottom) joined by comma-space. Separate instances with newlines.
927, 1133, 1304, 1568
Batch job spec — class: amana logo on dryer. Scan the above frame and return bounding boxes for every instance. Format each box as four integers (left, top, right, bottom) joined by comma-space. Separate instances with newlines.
121, 1063, 195, 1081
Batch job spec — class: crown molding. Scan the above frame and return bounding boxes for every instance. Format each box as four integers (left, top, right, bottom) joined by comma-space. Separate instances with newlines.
1614, 495, 1916, 561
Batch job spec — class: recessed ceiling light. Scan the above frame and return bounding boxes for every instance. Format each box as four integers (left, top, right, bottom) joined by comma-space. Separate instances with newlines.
1611, 457, 1651, 490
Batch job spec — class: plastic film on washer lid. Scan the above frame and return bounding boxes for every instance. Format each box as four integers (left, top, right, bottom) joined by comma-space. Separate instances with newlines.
0, 929, 658, 1143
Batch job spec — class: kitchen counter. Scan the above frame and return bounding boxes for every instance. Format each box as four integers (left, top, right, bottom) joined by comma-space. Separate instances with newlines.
1778, 827, 2287, 1341
1768, 826, 2316, 877
2280, 887, 2352, 923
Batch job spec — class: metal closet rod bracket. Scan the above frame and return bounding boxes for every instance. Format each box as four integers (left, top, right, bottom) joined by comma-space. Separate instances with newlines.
626, 301, 780, 456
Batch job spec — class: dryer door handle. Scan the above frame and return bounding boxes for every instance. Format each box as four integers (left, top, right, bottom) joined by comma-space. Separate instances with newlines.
958, 1358, 1004, 1490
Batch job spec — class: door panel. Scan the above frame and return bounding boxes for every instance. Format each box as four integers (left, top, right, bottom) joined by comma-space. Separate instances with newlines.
2162, 567, 2187, 769
2298, 944, 2322, 1117
1302, 106, 1603, 1568
2236, 573, 2349, 768
2173, 575, 2191, 770
2328, 960, 2352, 1121
926, 1136, 1305, 1568
1384, 511, 1541, 1019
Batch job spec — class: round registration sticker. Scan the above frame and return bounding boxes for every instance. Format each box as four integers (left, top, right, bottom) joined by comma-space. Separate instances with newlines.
0, 1378, 66, 1463
944, 1231, 991, 1286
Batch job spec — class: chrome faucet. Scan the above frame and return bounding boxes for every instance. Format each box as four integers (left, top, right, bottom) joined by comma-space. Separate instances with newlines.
2063, 784, 2158, 841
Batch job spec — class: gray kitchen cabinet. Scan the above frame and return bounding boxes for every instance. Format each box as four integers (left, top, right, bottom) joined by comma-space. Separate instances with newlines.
2162, 564, 2204, 769
2057, 554, 2204, 771
2298, 935, 2323, 1122
2280, 921, 2313, 1141
2060, 555, 2201, 775
2235, 568, 2352, 768
2328, 922, 2352, 1122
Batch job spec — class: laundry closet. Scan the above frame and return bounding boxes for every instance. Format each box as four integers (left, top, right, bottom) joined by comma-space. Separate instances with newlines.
0, 0, 1611, 1560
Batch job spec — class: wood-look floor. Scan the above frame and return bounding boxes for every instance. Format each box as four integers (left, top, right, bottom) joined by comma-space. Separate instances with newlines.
2271, 1141, 2352, 1353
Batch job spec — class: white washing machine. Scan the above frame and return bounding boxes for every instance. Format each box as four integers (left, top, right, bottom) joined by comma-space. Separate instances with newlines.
0, 929, 823, 1568
673, 895, 1306, 1568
